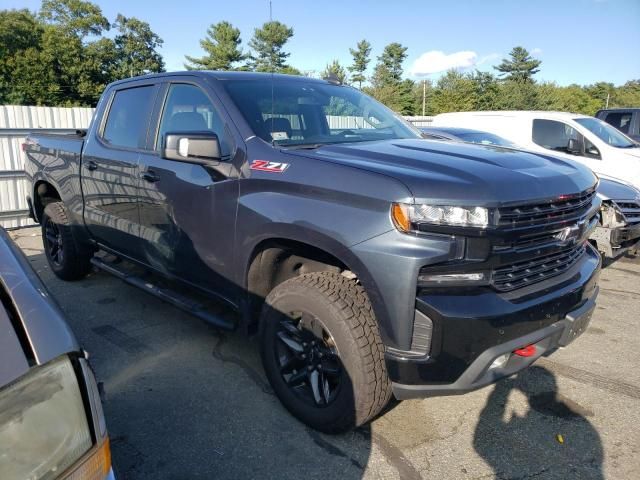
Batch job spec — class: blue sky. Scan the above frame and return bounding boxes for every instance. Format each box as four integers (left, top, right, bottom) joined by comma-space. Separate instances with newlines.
4, 0, 640, 86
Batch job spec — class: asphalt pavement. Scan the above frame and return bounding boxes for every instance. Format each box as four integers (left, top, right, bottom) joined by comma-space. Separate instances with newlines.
10, 227, 640, 480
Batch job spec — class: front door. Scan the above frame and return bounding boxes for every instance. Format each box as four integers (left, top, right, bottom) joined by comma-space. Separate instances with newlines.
81, 83, 159, 259
136, 81, 239, 299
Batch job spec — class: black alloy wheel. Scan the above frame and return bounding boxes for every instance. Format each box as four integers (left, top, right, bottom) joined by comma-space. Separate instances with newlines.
275, 312, 343, 407
44, 216, 64, 266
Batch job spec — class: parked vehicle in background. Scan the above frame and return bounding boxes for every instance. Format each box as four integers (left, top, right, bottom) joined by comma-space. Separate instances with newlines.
0, 228, 114, 480
420, 126, 516, 147
596, 108, 640, 142
433, 111, 640, 190
422, 124, 640, 261
591, 176, 640, 260
24, 72, 601, 433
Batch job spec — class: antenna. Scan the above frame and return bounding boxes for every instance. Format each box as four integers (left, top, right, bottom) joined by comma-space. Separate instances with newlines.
269, 0, 275, 145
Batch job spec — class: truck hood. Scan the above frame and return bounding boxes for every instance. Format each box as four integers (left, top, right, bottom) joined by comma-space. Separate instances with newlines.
597, 175, 640, 201
288, 139, 597, 205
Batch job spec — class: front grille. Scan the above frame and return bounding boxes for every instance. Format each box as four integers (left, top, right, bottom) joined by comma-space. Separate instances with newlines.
615, 200, 640, 225
498, 190, 596, 228
492, 244, 586, 292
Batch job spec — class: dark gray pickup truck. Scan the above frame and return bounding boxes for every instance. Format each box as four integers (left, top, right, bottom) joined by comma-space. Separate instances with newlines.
24, 71, 601, 432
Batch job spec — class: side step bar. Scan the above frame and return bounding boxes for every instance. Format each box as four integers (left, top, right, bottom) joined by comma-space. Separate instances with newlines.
90, 257, 236, 331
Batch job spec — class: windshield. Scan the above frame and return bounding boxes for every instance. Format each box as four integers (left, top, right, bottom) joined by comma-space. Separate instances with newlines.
574, 117, 637, 148
455, 131, 515, 147
223, 79, 421, 147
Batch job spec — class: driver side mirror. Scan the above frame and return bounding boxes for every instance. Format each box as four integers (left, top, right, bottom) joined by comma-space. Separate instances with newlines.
163, 132, 221, 165
567, 138, 581, 155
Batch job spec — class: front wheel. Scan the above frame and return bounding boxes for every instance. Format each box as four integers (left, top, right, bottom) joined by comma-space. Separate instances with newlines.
41, 202, 92, 280
260, 272, 392, 433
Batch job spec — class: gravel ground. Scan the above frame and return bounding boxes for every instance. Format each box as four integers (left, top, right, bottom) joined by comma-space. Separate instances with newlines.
10, 227, 640, 480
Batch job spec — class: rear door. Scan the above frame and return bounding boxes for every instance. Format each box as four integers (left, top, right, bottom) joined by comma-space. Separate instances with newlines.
81, 82, 159, 258
135, 78, 240, 299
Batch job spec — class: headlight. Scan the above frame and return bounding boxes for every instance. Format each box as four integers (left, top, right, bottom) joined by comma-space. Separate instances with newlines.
392, 203, 489, 232
0, 356, 106, 480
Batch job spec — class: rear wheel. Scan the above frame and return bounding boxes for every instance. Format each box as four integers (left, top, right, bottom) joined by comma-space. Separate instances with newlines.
41, 202, 92, 280
260, 272, 392, 433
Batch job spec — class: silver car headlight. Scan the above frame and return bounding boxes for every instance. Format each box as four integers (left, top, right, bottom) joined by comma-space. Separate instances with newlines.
0, 355, 106, 480
392, 203, 490, 232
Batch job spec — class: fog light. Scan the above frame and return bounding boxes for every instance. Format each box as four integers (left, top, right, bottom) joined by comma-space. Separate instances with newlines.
418, 272, 489, 287
489, 353, 510, 370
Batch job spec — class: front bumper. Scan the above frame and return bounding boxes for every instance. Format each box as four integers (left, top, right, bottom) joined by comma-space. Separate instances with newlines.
612, 223, 640, 248
388, 244, 601, 399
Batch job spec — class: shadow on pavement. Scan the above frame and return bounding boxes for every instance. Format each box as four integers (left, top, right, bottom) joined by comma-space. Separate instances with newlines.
474, 365, 603, 480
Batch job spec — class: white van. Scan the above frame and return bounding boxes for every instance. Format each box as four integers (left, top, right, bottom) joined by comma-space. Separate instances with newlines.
433, 111, 640, 189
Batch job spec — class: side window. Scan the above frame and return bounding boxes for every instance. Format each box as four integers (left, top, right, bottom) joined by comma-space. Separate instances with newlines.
532, 119, 579, 153
158, 84, 230, 157
604, 112, 632, 134
102, 86, 156, 149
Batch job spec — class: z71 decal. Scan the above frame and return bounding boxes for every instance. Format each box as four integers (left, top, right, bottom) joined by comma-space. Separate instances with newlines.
250, 160, 290, 173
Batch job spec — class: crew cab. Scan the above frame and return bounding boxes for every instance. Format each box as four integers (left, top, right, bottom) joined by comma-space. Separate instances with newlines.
433, 111, 640, 190
24, 72, 601, 432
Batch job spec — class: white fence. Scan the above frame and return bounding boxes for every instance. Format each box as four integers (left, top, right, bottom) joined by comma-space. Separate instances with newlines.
0, 105, 94, 228
0, 105, 432, 229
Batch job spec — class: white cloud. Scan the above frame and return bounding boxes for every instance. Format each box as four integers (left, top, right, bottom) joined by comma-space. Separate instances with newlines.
410, 50, 478, 76
531, 47, 543, 57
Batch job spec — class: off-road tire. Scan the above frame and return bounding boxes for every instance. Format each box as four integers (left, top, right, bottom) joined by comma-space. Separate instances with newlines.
260, 271, 392, 433
41, 202, 92, 280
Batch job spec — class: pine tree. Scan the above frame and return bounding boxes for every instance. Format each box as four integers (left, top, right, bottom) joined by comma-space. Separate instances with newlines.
348, 39, 371, 88
247, 21, 294, 72
494, 46, 541, 83
321, 59, 348, 84
184, 21, 245, 71
371, 42, 408, 88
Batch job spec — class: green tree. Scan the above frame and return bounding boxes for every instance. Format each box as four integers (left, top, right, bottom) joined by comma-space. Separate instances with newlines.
321, 59, 348, 84
185, 21, 245, 71
112, 14, 164, 79
0, 9, 43, 103
494, 46, 541, 83
495, 80, 538, 110
248, 21, 294, 72
39, 0, 109, 39
612, 80, 640, 107
468, 70, 500, 110
431, 70, 478, 114
371, 42, 408, 87
348, 39, 371, 88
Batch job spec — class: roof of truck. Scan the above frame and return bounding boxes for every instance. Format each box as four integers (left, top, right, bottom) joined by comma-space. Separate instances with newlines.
110, 70, 333, 88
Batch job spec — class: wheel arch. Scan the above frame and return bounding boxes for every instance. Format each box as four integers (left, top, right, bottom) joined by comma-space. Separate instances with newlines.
32, 180, 61, 223
241, 230, 387, 338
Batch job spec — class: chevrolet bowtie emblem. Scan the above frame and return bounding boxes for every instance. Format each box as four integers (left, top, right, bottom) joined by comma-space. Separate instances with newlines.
555, 222, 583, 244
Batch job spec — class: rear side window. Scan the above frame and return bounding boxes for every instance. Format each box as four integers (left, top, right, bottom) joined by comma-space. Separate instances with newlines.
532, 119, 579, 153
603, 112, 632, 134
102, 86, 156, 149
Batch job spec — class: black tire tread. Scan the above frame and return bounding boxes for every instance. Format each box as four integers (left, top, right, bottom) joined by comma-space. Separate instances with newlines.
42, 202, 92, 280
264, 271, 392, 430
